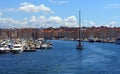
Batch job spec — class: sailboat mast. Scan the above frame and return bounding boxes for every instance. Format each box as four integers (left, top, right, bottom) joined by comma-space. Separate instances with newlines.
78, 11, 81, 45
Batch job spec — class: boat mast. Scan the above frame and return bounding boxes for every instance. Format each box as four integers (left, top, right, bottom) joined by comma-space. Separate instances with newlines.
44, 29, 46, 43
78, 11, 81, 45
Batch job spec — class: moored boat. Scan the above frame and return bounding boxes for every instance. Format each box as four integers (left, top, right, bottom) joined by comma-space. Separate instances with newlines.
0, 45, 11, 54
76, 11, 83, 50
11, 44, 24, 54
40, 42, 52, 49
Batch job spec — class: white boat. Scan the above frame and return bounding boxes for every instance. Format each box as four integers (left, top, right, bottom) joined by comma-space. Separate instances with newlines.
40, 42, 52, 49
0, 45, 11, 54
11, 44, 24, 54
35, 40, 43, 49
41, 31, 52, 49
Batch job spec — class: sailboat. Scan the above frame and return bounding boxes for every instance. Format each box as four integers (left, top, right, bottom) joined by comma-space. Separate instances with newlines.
76, 11, 83, 50
40, 30, 52, 49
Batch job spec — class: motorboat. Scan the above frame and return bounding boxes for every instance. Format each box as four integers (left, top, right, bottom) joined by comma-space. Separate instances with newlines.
40, 42, 52, 49
0, 45, 11, 54
11, 44, 24, 54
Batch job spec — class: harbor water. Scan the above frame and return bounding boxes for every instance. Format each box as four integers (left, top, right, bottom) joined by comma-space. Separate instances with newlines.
0, 40, 120, 74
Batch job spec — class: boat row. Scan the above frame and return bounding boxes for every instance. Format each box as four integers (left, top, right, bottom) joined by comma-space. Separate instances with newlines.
87, 37, 120, 44
0, 38, 52, 54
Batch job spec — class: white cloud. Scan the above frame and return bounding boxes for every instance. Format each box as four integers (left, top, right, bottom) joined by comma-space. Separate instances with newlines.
83, 20, 96, 27
46, 16, 62, 27
19, 2, 54, 14
89, 21, 96, 26
0, 15, 78, 28
82, 20, 120, 27
0, 11, 3, 16
102, 21, 118, 27
0, 18, 19, 28
0, 16, 119, 28
109, 21, 117, 25
63, 16, 78, 27
26, 16, 77, 28
108, 21, 118, 27
49, 0, 69, 4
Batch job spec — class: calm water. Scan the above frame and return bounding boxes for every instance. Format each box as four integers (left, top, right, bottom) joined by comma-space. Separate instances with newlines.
0, 40, 120, 74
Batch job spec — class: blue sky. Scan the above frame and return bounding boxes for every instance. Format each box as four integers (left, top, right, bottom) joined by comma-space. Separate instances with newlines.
0, 0, 120, 28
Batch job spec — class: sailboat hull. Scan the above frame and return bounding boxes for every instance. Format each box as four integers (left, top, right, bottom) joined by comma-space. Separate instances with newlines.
76, 44, 83, 50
